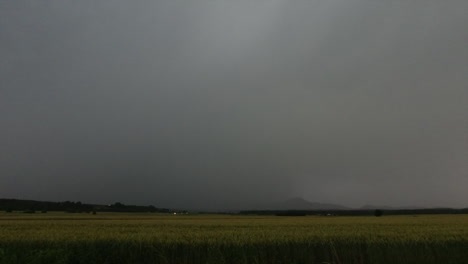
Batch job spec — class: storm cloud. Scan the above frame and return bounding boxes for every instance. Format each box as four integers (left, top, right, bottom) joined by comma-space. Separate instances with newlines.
1, 0, 467, 210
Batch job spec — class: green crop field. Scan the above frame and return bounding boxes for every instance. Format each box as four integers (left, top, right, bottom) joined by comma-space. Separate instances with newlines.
0, 213, 467, 264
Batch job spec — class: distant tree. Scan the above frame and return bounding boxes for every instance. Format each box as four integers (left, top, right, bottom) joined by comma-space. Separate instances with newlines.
92, 211, 97, 215
112, 202, 125, 208
374, 209, 383, 217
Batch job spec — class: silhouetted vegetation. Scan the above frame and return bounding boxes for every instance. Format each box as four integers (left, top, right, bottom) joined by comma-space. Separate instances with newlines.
276, 211, 307, 216
240, 208, 468, 216
0, 199, 170, 213
374, 209, 383, 217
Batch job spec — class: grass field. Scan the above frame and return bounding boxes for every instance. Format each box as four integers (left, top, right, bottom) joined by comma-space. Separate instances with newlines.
1, 213, 467, 264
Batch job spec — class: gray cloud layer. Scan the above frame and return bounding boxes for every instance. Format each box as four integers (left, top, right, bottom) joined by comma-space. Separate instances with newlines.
1, 0, 467, 209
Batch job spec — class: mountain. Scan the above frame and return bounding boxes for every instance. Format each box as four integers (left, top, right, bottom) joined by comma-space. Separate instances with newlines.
268, 197, 349, 210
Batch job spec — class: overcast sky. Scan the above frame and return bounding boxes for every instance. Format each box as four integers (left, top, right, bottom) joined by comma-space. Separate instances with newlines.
1, 0, 467, 210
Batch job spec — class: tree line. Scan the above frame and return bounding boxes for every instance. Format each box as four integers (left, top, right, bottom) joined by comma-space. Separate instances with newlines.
240, 208, 468, 216
0, 199, 170, 213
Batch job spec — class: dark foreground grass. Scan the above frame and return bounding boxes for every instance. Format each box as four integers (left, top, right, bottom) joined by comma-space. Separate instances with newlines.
1, 213, 467, 264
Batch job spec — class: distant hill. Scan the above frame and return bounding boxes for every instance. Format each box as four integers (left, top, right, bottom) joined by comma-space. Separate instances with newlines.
241, 199, 468, 216
360, 205, 396, 210
268, 197, 349, 210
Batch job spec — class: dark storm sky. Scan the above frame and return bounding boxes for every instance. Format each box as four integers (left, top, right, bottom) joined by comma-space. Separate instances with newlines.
1, 0, 467, 210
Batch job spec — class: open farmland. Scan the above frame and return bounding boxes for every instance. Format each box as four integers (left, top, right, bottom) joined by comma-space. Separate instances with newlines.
1, 213, 468, 264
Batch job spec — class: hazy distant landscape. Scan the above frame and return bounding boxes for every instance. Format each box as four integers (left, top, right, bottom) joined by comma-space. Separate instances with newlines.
1, 0, 467, 211
3, 197, 468, 215
1, 0, 468, 263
